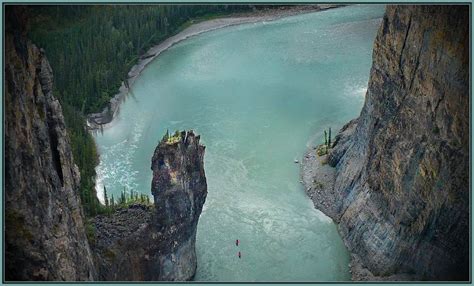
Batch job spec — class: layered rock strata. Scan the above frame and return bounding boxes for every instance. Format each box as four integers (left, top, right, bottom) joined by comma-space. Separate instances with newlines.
5, 6, 96, 281
302, 5, 469, 281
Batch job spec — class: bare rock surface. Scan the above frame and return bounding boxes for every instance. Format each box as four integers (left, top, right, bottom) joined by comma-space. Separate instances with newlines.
5, 6, 96, 281
302, 5, 469, 281
91, 131, 207, 281
5, 19, 208, 280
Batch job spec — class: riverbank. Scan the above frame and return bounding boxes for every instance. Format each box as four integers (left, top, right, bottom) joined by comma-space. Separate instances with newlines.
300, 121, 370, 280
92, 5, 387, 280
300, 4, 470, 282
301, 121, 358, 223
300, 121, 417, 281
86, 4, 345, 130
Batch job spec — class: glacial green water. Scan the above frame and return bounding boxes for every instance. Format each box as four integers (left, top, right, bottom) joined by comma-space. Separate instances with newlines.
93, 5, 384, 281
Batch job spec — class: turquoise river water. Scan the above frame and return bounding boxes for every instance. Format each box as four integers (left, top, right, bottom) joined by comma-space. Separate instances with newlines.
93, 5, 385, 281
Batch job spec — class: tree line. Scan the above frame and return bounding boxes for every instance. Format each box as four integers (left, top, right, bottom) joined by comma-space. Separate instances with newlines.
101, 186, 151, 216
27, 5, 263, 216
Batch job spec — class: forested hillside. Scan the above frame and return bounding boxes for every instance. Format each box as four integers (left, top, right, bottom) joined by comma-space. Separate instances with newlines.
26, 5, 256, 216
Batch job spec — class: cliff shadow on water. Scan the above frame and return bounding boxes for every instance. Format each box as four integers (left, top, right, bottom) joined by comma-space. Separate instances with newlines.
302, 5, 470, 281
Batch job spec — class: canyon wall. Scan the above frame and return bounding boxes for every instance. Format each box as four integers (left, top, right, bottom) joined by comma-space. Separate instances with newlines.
5, 6, 96, 281
5, 6, 208, 281
303, 5, 469, 280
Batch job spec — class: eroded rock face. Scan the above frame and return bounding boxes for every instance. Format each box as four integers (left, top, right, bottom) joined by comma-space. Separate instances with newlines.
92, 130, 207, 281
150, 130, 207, 280
303, 5, 469, 281
5, 6, 96, 281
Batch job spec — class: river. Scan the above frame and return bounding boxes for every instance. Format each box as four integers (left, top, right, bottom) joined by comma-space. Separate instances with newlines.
93, 5, 385, 281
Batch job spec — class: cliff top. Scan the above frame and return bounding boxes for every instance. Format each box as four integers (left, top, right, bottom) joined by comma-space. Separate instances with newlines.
160, 130, 203, 147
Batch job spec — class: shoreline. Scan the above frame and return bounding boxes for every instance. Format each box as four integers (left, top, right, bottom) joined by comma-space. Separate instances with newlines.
86, 4, 346, 130
300, 121, 361, 281
300, 122, 417, 281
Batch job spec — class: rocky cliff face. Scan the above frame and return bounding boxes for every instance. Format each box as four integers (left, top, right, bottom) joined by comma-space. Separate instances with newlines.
150, 130, 208, 280
303, 5, 469, 281
5, 6, 207, 280
5, 6, 96, 281
91, 130, 207, 281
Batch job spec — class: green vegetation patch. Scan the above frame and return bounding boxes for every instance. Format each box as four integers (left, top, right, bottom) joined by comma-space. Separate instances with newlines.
316, 145, 329, 156
316, 127, 333, 157
166, 132, 182, 145
161, 129, 182, 145
84, 220, 96, 245
26, 6, 255, 217
99, 185, 153, 217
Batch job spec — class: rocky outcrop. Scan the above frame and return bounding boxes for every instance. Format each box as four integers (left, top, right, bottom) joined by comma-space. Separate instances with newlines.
150, 130, 207, 280
6, 6, 206, 281
91, 130, 207, 281
302, 5, 469, 281
5, 6, 96, 281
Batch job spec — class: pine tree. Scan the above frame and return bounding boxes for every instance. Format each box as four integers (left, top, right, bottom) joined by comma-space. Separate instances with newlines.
328, 127, 332, 148
120, 187, 126, 205
27, 5, 257, 217
110, 194, 115, 209
104, 185, 109, 208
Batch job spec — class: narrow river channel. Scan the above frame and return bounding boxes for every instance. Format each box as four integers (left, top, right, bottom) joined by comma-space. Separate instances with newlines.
93, 5, 385, 281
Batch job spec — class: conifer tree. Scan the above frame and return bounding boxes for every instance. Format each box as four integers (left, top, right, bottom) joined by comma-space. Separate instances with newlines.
104, 185, 109, 208
120, 187, 126, 205
110, 194, 115, 209
27, 5, 257, 217
328, 127, 332, 147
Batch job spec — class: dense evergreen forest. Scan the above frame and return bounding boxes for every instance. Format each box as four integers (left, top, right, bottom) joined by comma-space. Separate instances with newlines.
27, 5, 259, 216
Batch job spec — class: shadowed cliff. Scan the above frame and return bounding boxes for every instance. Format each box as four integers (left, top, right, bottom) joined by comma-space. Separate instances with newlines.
4, 6, 208, 280
5, 6, 96, 281
303, 5, 469, 281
